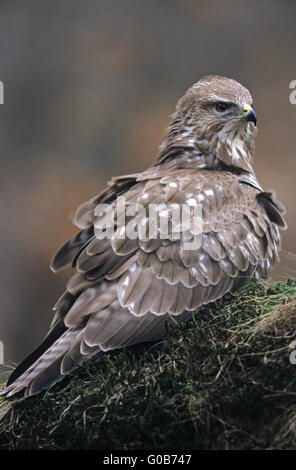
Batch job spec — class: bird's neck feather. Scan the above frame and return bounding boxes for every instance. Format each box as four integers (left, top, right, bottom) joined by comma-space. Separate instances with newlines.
157, 115, 256, 174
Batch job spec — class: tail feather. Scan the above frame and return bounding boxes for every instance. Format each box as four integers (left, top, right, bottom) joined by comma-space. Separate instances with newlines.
5, 320, 67, 388
25, 356, 65, 398
0, 326, 91, 398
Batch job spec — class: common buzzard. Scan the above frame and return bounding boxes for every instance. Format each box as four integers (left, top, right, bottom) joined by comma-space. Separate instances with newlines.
1, 75, 286, 398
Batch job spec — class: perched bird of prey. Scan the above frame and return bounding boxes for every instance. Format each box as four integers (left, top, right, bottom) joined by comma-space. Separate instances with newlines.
1, 75, 286, 398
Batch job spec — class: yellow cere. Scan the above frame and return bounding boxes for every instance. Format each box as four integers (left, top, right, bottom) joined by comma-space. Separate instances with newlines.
242, 103, 252, 113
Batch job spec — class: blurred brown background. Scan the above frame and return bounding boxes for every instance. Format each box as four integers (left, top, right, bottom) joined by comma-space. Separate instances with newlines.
0, 0, 295, 366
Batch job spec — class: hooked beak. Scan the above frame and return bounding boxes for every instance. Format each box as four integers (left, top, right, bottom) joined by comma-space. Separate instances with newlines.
241, 103, 257, 126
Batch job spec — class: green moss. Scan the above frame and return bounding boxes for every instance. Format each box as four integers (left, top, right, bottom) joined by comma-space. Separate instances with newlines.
1, 279, 296, 450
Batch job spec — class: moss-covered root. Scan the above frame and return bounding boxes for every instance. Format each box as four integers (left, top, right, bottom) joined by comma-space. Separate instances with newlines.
1, 279, 296, 450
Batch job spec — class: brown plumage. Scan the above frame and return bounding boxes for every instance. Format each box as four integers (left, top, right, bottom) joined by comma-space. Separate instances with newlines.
1, 75, 286, 398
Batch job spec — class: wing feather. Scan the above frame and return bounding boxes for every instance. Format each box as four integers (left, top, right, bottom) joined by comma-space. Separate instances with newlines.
1, 169, 286, 398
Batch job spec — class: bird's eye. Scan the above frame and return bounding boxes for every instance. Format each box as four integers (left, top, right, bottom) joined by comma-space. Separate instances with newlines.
215, 102, 230, 112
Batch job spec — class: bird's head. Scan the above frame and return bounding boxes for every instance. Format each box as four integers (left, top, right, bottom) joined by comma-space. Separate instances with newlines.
159, 75, 258, 172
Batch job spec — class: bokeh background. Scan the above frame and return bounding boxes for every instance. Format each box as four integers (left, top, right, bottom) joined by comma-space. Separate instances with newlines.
0, 0, 296, 369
